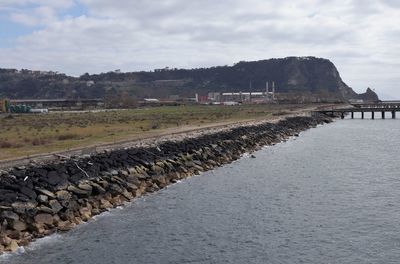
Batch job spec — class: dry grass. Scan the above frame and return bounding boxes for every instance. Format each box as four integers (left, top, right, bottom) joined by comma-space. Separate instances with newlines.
0, 104, 313, 160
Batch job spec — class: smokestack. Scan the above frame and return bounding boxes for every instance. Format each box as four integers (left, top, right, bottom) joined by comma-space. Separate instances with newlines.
266, 81, 269, 93
272, 81, 276, 100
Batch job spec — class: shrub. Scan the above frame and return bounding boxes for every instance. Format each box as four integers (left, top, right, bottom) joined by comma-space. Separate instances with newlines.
57, 133, 79, 141
0, 140, 21, 148
31, 138, 50, 146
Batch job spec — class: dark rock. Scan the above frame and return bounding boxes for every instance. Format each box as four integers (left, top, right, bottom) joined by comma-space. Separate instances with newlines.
37, 206, 54, 214
11, 201, 38, 214
67, 185, 91, 196
49, 200, 63, 213
89, 182, 106, 195
20, 187, 37, 200
54, 179, 70, 191
1, 210, 19, 221
44, 171, 64, 185
108, 184, 125, 196
37, 194, 48, 204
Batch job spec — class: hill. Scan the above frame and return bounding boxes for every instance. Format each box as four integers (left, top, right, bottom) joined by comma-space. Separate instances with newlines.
0, 57, 378, 102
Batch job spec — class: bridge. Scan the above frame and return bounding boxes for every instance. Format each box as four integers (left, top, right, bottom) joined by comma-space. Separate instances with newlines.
315, 101, 400, 119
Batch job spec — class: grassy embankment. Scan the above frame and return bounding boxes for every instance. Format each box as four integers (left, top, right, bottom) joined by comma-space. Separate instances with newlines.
0, 104, 310, 160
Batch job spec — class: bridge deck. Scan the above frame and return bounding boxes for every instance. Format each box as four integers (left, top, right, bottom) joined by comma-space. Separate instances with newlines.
317, 108, 400, 113
313, 101, 400, 119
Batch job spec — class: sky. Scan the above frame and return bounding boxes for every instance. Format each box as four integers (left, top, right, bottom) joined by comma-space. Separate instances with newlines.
0, 0, 399, 98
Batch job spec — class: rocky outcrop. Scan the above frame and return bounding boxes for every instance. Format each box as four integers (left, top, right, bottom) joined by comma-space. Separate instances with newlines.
355, 87, 380, 102
0, 57, 378, 102
0, 115, 332, 254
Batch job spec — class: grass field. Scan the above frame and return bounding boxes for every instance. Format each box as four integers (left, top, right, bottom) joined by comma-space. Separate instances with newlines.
0, 104, 312, 160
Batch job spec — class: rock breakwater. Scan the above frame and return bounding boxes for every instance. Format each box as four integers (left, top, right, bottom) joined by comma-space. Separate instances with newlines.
0, 115, 332, 254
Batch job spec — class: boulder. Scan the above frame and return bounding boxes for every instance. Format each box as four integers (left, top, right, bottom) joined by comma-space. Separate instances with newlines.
121, 190, 133, 200
0, 235, 12, 246
6, 239, 19, 252
127, 167, 137, 174
126, 182, 138, 193
37, 194, 48, 203
37, 206, 54, 214
11, 201, 38, 214
77, 183, 93, 193
99, 199, 112, 209
56, 190, 72, 201
108, 184, 126, 195
79, 207, 91, 221
67, 185, 91, 196
45, 171, 64, 185
151, 165, 164, 175
11, 220, 27, 231
34, 213, 53, 225
153, 176, 167, 188
49, 200, 63, 213
89, 182, 106, 195
1, 210, 19, 221
54, 179, 70, 191
57, 221, 76, 232
20, 186, 37, 200
35, 188, 56, 199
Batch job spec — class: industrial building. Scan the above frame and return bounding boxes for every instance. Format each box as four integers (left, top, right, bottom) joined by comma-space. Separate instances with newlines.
207, 81, 276, 104
8, 98, 104, 111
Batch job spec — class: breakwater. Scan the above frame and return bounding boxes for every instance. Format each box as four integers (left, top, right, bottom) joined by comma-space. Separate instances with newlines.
0, 115, 332, 254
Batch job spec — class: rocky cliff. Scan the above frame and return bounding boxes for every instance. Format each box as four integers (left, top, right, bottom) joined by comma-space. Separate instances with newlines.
0, 57, 378, 102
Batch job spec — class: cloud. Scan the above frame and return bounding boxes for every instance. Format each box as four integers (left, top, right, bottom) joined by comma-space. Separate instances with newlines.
0, 0, 400, 97
10, 6, 57, 26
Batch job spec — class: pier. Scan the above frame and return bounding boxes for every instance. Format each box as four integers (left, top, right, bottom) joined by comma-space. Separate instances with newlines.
315, 101, 400, 119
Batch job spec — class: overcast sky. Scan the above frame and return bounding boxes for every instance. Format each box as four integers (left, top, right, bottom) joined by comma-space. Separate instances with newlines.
0, 0, 399, 98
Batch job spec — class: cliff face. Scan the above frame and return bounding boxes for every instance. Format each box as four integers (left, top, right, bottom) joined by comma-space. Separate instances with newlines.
0, 57, 378, 102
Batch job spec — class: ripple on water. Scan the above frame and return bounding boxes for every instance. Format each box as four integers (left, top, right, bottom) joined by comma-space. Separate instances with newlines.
4, 119, 400, 264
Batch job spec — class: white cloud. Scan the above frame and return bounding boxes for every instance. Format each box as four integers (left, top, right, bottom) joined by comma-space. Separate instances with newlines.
0, 0, 400, 98
10, 6, 57, 26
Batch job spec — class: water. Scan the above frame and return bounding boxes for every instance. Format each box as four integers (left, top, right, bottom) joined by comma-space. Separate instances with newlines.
4, 119, 400, 264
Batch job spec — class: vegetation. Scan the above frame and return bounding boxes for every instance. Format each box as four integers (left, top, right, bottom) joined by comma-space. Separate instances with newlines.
0, 104, 308, 160
0, 57, 378, 101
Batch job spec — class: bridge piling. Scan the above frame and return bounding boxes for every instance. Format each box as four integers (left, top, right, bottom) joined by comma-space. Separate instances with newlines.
314, 101, 400, 120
